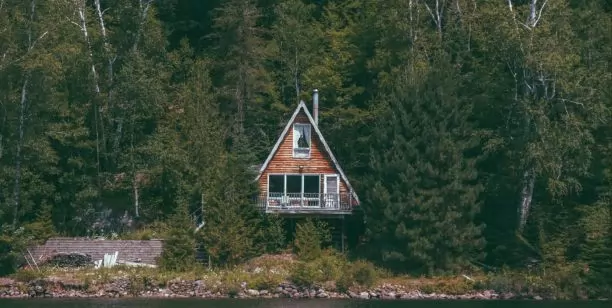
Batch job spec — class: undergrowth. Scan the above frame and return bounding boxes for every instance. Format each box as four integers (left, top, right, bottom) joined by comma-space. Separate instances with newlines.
3, 258, 597, 299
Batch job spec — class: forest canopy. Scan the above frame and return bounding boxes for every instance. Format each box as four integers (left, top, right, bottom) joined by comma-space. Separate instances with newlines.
0, 0, 610, 285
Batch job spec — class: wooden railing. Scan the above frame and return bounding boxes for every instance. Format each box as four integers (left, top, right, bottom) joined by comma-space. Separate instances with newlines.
254, 192, 353, 211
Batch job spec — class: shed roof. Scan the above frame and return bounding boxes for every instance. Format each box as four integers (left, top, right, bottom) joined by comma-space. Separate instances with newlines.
28, 237, 164, 265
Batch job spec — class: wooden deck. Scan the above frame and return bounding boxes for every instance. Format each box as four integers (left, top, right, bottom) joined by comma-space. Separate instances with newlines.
254, 192, 354, 215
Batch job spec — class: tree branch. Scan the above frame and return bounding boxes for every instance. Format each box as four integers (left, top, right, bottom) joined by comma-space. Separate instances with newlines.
132, 0, 152, 52
532, 0, 548, 28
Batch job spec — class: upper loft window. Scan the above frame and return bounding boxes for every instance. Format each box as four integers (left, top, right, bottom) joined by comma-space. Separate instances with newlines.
293, 123, 311, 158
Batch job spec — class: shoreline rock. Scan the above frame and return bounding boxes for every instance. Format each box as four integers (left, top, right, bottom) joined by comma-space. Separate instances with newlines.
0, 277, 554, 300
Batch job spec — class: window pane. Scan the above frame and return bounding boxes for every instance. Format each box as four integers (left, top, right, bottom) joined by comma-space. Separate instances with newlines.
304, 175, 320, 193
293, 124, 311, 149
286, 175, 302, 193
269, 175, 284, 193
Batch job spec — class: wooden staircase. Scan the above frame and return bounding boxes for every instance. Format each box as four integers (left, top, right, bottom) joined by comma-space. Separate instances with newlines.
190, 208, 205, 233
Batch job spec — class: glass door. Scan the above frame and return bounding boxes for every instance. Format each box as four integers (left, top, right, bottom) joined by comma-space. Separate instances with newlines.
324, 175, 339, 209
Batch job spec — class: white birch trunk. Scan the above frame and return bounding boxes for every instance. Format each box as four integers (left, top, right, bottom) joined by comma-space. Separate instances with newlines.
294, 48, 299, 100
423, 0, 445, 38
132, 0, 152, 53
94, 0, 114, 108
133, 178, 139, 217
73, 0, 105, 206
75, 0, 100, 94
518, 169, 535, 231
506, 0, 551, 231
13, 0, 37, 228
0, 101, 5, 160
93, 0, 112, 164
13, 77, 28, 228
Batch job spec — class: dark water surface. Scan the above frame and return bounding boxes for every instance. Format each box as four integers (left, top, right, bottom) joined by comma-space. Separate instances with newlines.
0, 299, 609, 308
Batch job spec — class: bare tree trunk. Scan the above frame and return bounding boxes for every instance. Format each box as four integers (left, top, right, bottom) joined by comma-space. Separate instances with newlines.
0, 100, 6, 160
130, 114, 139, 217
74, 0, 103, 196
518, 169, 535, 231
132, 0, 152, 53
13, 0, 37, 229
294, 48, 299, 100
423, 0, 445, 39
408, 0, 418, 84
94, 0, 112, 162
75, 1, 100, 94
13, 76, 28, 228
94, 0, 113, 83
133, 178, 139, 217
505, 0, 550, 232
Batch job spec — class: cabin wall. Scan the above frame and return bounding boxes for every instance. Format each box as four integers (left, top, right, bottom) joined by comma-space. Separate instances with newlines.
258, 111, 353, 202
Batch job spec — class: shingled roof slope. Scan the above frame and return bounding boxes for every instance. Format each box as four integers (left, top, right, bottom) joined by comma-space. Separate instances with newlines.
28, 237, 164, 265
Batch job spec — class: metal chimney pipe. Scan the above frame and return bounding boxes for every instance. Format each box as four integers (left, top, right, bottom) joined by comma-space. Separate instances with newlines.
313, 89, 319, 125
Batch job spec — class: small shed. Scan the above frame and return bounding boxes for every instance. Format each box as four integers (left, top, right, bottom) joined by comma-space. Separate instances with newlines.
28, 237, 164, 266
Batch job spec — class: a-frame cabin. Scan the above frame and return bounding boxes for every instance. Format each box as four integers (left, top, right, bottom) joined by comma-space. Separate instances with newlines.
254, 90, 360, 251
254, 90, 360, 216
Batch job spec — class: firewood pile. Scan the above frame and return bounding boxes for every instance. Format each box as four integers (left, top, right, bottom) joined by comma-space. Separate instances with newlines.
42, 252, 93, 268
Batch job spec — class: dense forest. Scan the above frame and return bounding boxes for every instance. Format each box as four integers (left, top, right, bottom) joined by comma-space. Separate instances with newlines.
0, 0, 611, 290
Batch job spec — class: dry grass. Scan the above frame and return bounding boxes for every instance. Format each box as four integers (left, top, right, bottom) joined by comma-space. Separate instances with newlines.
6, 254, 503, 296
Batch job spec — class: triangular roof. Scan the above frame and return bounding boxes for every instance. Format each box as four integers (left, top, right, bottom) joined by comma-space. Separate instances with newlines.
255, 101, 360, 204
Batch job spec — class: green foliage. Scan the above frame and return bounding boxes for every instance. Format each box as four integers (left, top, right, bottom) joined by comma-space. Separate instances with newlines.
350, 260, 379, 288
0, 235, 19, 276
289, 249, 346, 287
0, 0, 609, 297
158, 204, 196, 272
481, 264, 587, 299
290, 260, 322, 287
127, 273, 146, 296
0, 207, 56, 275
578, 203, 612, 297
289, 250, 379, 289
120, 221, 169, 240
293, 219, 332, 261
365, 54, 485, 274
11, 269, 46, 283
419, 279, 476, 296
199, 159, 260, 267
256, 214, 287, 254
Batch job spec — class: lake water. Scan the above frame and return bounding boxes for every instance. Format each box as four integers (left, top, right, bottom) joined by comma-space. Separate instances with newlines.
0, 299, 609, 308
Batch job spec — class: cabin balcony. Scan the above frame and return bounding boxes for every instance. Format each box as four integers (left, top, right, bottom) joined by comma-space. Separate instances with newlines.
255, 192, 354, 215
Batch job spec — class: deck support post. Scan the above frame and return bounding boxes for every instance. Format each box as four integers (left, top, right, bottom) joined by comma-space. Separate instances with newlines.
341, 216, 345, 253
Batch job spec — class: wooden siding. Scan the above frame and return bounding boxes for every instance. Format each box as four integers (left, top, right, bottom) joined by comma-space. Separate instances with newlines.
259, 110, 354, 203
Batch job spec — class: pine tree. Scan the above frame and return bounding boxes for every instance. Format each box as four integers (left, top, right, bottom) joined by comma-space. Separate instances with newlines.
293, 218, 331, 261
199, 153, 260, 267
365, 55, 485, 274
159, 202, 196, 271
209, 0, 278, 161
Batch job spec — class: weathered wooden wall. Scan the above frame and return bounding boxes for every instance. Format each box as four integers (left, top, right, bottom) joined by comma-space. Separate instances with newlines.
258, 110, 356, 204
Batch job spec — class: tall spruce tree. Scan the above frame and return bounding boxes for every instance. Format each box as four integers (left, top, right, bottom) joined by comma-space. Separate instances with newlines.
365, 55, 485, 274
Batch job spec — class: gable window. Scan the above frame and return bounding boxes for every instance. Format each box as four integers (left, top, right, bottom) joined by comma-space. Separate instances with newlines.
293, 123, 311, 158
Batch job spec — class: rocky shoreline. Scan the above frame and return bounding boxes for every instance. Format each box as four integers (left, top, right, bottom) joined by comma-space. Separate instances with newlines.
0, 278, 544, 300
